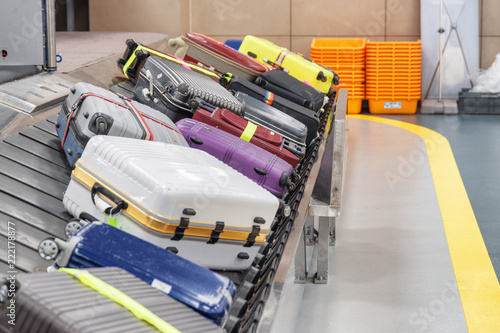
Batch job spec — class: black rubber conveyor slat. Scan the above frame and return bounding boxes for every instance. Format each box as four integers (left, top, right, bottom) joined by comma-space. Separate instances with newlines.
0, 174, 69, 220
33, 119, 58, 136
0, 192, 67, 239
19, 126, 62, 151
0, 213, 58, 251
0, 156, 66, 200
0, 235, 51, 273
3, 134, 69, 169
0, 180, 71, 227
0, 142, 70, 183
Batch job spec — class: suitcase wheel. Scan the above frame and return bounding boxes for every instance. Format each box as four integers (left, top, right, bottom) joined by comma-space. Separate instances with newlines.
125, 39, 137, 49
38, 238, 60, 261
64, 219, 85, 238
188, 99, 199, 109
316, 71, 327, 83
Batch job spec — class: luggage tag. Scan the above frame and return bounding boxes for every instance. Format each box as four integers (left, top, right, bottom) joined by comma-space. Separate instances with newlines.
93, 193, 118, 227
107, 215, 117, 228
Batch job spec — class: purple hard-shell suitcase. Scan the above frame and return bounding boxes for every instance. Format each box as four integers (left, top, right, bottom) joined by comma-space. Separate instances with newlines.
175, 118, 296, 197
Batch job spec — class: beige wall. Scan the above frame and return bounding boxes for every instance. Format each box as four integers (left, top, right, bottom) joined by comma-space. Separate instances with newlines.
90, 0, 500, 69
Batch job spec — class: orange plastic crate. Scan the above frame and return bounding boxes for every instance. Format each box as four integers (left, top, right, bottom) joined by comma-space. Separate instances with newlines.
366, 94, 420, 99
366, 77, 421, 83
347, 99, 364, 114
311, 38, 366, 54
365, 87, 421, 95
366, 40, 421, 49
368, 99, 418, 114
311, 38, 366, 67
313, 61, 365, 71
365, 81, 421, 87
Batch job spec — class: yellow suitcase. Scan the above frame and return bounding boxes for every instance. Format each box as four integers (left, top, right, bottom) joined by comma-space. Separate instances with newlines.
239, 35, 336, 94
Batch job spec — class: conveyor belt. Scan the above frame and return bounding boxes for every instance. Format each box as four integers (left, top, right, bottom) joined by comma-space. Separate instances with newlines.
0, 113, 72, 274
0, 91, 335, 333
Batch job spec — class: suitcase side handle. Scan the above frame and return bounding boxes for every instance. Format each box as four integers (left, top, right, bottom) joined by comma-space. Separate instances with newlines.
91, 183, 128, 215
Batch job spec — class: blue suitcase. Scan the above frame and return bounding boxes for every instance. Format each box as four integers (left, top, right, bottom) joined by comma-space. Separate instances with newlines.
55, 82, 188, 168
38, 222, 236, 325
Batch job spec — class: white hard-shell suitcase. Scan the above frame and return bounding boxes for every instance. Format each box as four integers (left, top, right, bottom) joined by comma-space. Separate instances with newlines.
63, 135, 282, 270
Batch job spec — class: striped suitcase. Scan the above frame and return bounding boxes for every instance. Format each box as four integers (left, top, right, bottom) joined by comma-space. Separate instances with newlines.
62, 135, 285, 271
133, 54, 244, 123
168, 32, 271, 81
238, 35, 338, 94
38, 222, 236, 324
0, 267, 222, 333
175, 118, 296, 197
55, 82, 188, 168
191, 99, 301, 168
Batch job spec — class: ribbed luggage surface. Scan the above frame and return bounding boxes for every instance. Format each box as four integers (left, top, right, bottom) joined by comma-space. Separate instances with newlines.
192, 100, 301, 168
133, 55, 243, 121
170, 32, 270, 81
222, 74, 320, 146
176, 118, 295, 197
256, 69, 326, 112
56, 82, 188, 167
0, 267, 221, 333
233, 91, 308, 155
50, 222, 235, 324
63, 136, 280, 270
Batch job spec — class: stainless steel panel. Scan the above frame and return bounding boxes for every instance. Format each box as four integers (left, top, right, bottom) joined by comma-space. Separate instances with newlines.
0, 0, 44, 66
256, 90, 349, 333
0, 73, 74, 114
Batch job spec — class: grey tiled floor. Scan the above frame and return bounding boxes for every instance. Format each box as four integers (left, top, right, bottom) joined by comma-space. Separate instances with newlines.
293, 117, 468, 333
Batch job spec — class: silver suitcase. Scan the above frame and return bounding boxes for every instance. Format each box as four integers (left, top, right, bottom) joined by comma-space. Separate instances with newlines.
0, 267, 221, 333
56, 82, 188, 167
63, 135, 282, 270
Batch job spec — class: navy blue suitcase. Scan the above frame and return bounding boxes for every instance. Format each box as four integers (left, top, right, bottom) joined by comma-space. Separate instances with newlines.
38, 222, 236, 324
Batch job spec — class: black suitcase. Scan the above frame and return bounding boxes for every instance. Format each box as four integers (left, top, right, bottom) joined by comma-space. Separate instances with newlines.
221, 73, 320, 146
0, 267, 222, 333
254, 69, 326, 112
231, 92, 308, 156
133, 53, 244, 122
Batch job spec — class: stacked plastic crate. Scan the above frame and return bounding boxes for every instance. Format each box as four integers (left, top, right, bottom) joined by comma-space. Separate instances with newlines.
365, 41, 421, 114
310, 38, 366, 114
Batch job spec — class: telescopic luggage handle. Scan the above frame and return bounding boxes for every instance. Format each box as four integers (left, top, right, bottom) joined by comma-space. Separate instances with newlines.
91, 183, 128, 215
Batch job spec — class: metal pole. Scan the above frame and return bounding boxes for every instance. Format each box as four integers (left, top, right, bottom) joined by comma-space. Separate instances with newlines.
438, 0, 443, 102
45, 0, 57, 70
66, 0, 75, 32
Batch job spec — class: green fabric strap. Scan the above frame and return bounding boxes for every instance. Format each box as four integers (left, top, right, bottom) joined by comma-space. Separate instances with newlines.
240, 121, 258, 142
59, 268, 181, 333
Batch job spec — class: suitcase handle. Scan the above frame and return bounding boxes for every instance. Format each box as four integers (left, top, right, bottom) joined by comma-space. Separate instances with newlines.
91, 183, 128, 215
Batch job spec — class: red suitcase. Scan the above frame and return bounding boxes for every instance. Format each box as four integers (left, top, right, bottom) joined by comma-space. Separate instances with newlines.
169, 32, 271, 82
192, 99, 301, 168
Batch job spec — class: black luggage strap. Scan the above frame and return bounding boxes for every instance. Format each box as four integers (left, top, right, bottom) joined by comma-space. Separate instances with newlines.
244, 225, 261, 247
207, 221, 225, 244
171, 217, 190, 241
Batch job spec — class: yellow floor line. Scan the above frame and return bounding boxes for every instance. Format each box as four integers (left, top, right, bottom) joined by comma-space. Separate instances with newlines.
350, 114, 500, 333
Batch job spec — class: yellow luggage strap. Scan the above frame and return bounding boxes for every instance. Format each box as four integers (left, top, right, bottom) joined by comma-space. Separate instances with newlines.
59, 268, 181, 333
122, 45, 219, 80
240, 121, 258, 142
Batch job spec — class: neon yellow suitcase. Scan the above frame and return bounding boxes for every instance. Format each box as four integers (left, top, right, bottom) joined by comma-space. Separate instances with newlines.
239, 35, 336, 94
